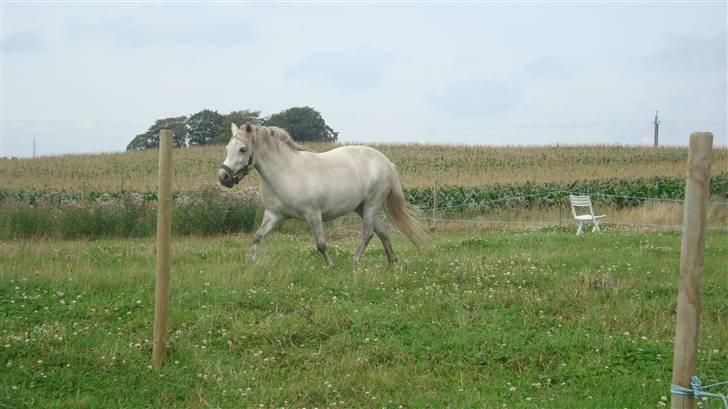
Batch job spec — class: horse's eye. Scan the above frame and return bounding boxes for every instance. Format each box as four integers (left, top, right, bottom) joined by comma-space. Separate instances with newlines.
239, 147, 247, 153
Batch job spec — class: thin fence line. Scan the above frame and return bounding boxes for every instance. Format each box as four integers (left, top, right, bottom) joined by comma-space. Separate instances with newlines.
562, 191, 728, 206
421, 216, 728, 231
565, 191, 683, 203
419, 190, 728, 212
429, 217, 556, 225
569, 191, 728, 205
423, 191, 563, 211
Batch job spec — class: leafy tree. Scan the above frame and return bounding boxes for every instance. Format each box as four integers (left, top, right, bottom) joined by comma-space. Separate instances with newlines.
213, 110, 263, 144
186, 109, 224, 146
264, 106, 338, 142
127, 107, 338, 150
126, 116, 187, 151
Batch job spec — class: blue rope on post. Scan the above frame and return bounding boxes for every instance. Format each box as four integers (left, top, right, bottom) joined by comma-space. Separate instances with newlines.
671, 376, 728, 408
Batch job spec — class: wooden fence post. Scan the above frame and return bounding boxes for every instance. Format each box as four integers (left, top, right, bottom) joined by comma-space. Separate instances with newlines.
152, 130, 173, 369
430, 182, 438, 231
671, 132, 713, 409
432, 183, 438, 221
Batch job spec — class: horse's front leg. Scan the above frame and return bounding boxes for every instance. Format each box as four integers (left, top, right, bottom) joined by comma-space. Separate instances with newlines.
307, 213, 335, 267
250, 210, 282, 261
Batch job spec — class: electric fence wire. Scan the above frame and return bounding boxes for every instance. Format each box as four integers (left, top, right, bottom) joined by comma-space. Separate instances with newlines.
420, 190, 728, 212
414, 191, 728, 231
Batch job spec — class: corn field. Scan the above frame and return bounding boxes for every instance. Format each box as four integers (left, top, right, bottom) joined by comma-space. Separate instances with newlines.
3, 144, 727, 238
2, 144, 726, 192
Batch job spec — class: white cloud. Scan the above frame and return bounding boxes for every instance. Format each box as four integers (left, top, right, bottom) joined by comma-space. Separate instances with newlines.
286, 48, 395, 93
432, 79, 521, 118
524, 56, 571, 81
652, 31, 727, 74
1, 2, 726, 156
1, 30, 44, 53
65, 5, 257, 49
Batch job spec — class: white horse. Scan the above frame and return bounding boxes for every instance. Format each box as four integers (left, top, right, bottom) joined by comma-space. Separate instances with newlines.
218, 123, 426, 266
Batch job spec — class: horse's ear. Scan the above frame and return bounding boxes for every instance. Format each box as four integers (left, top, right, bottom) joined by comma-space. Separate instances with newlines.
231, 122, 239, 135
245, 122, 253, 133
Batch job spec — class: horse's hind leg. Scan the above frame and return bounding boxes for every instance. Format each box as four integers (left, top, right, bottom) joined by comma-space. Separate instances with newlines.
373, 217, 397, 264
250, 210, 282, 261
352, 208, 375, 264
307, 213, 335, 267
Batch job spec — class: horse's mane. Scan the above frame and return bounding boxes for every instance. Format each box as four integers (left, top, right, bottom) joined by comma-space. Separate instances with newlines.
258, 125, 311, 153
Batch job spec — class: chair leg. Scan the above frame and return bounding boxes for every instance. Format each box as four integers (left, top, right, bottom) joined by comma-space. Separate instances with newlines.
576, 221, 584, 236
592, 220, 601, 233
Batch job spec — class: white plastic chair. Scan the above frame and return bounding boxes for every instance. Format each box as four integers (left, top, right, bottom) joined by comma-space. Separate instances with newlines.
569, 194, 606, 235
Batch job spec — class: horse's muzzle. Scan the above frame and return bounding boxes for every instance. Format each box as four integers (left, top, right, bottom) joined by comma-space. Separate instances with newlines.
218, 166, 239, 188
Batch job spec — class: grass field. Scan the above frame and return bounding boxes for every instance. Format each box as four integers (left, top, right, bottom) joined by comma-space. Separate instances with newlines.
2, 227, 727, 408
2, 142, 727, 407
3, 144, 727, 192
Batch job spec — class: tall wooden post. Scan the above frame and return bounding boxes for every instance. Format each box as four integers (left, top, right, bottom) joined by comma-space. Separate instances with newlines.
152, 130, 173, 369
654, 111, 660, 147
671, 132, 713, 409
432, 183, 438, 222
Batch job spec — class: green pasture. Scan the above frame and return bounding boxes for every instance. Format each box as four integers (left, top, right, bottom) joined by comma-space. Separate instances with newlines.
1, 227, 727, 408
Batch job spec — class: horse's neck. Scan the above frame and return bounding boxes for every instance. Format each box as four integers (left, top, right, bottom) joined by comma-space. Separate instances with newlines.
254, 144, 302, 187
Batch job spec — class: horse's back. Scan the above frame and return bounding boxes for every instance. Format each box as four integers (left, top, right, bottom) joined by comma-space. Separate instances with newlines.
319, 145, 391, 162
299, 145, 396, 219
319, 145, 395, 185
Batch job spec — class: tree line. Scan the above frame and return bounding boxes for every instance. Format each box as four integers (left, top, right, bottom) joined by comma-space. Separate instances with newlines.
126, 106, 338, 151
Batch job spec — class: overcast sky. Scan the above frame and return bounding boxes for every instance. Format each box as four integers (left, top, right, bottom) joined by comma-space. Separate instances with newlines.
1, 2, 726, 158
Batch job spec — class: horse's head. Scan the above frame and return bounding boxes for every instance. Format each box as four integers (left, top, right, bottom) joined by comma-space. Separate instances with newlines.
218, 122, 255, 188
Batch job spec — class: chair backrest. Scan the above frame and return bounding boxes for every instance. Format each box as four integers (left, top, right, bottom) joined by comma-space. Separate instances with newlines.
570, 194, 595, 218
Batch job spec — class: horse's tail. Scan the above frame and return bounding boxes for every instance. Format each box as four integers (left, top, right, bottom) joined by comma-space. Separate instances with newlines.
384, 169, 427, 248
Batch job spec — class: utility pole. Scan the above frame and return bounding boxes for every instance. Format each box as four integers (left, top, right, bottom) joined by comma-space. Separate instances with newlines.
653, 111, 660, 147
